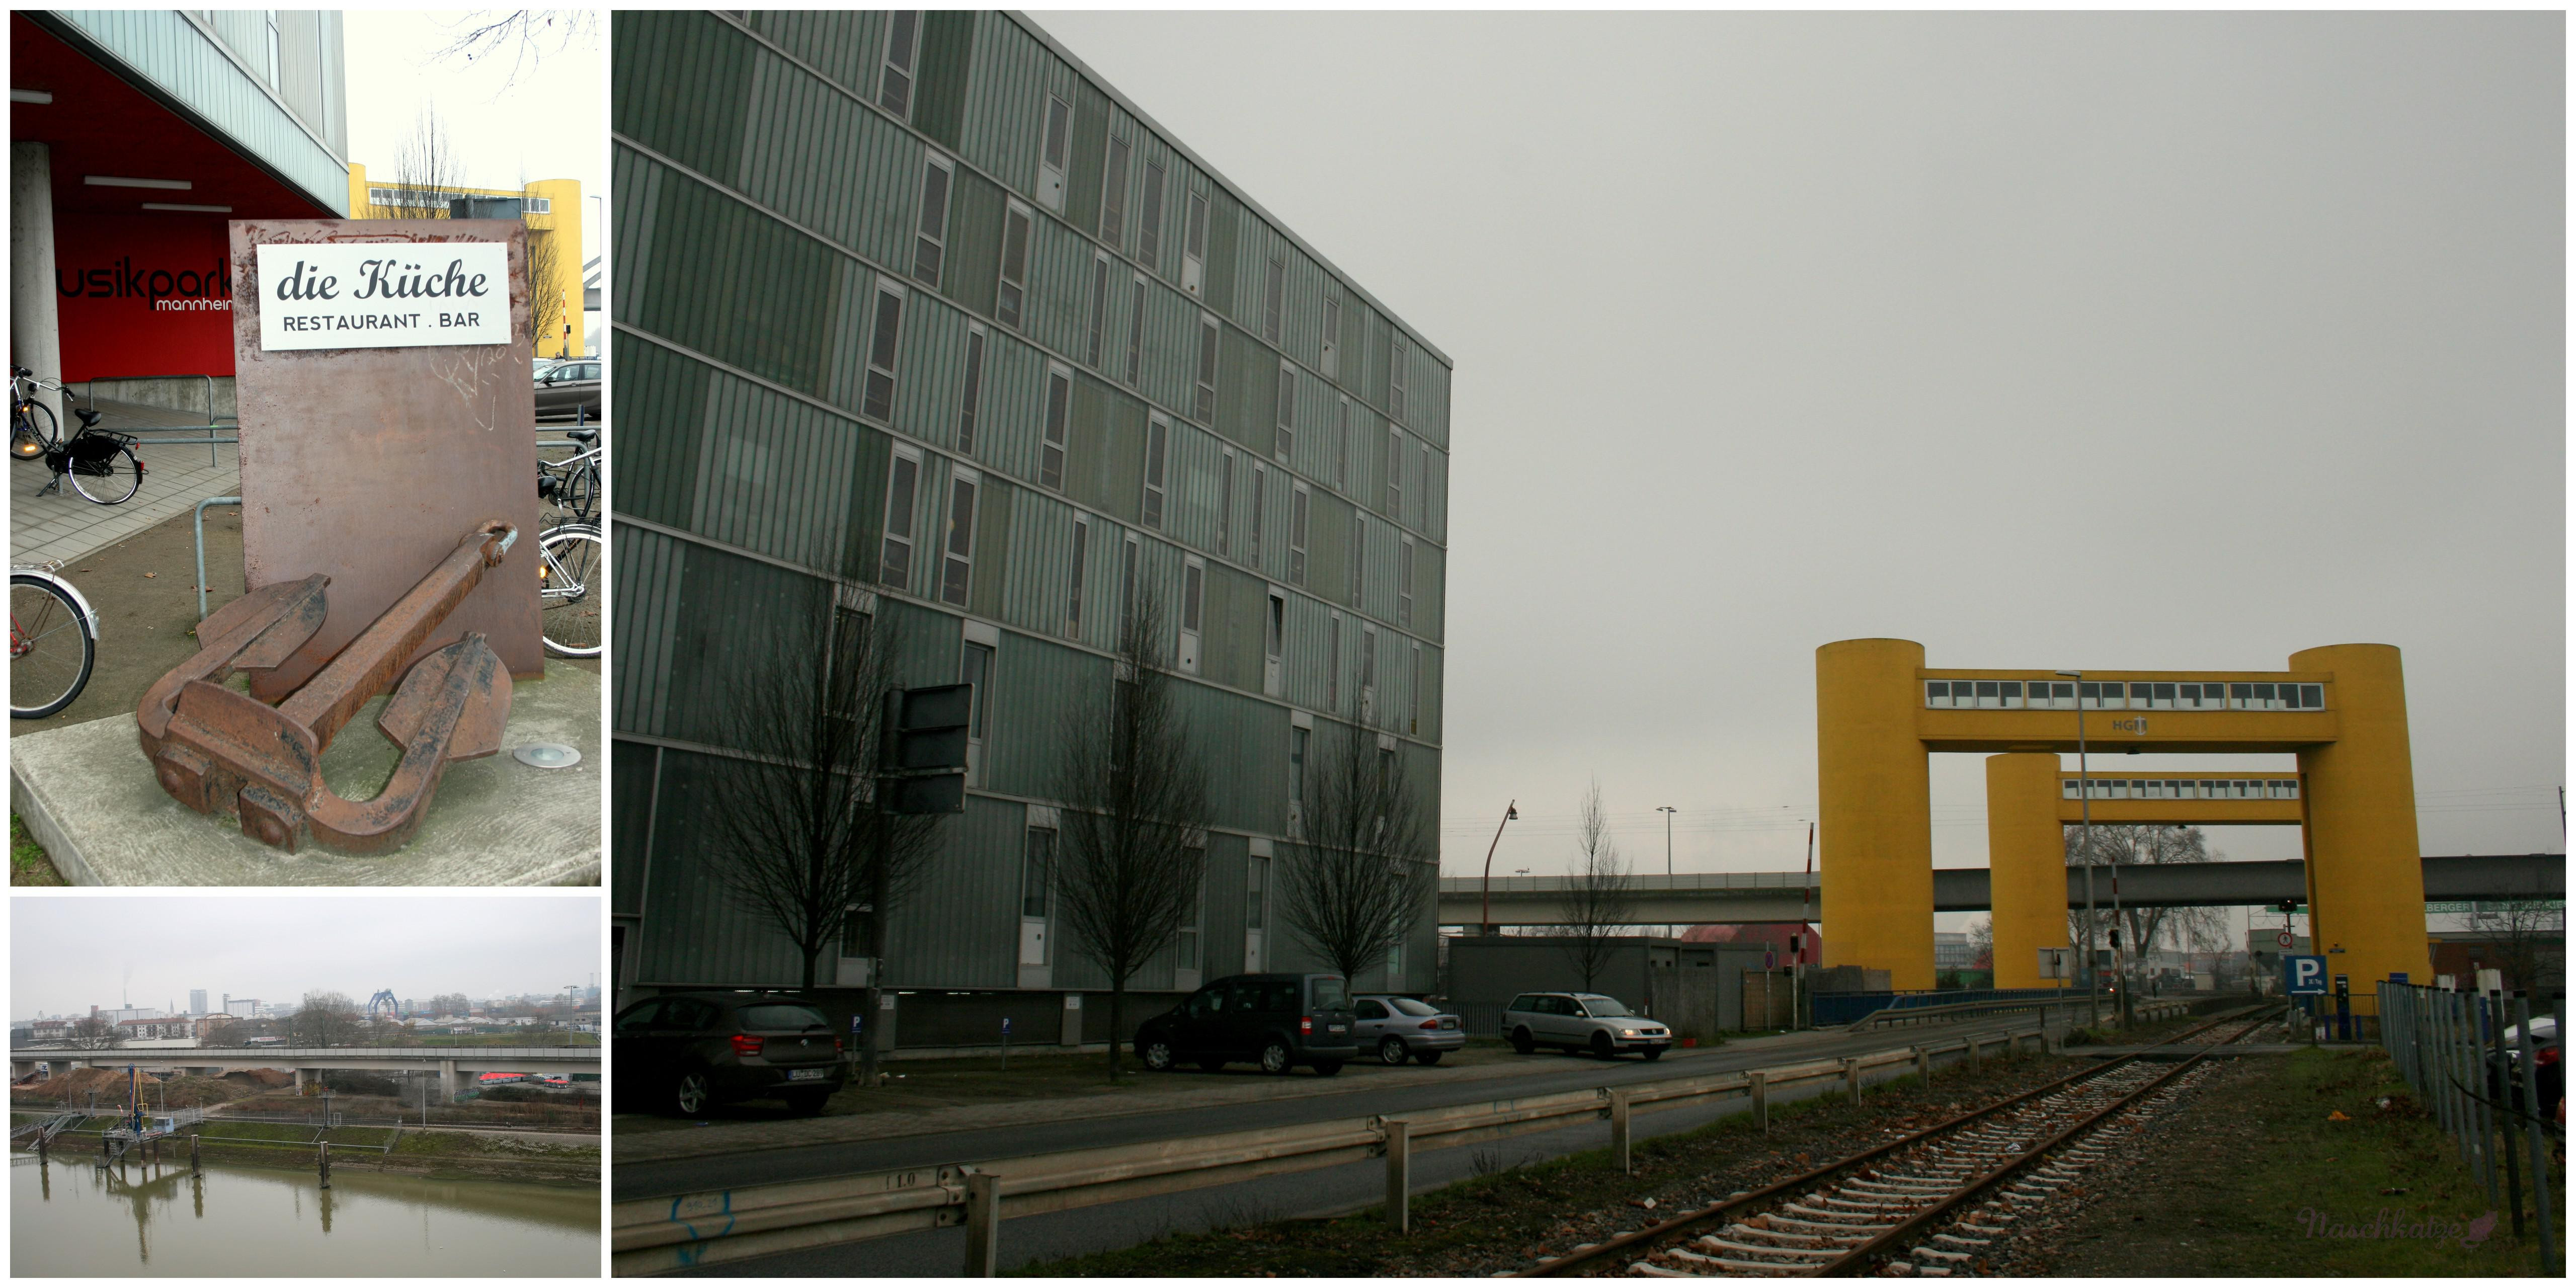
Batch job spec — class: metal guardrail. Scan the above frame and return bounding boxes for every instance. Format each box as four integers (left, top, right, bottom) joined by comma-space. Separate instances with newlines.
195, 494, 240, 621
612, 1020, 2076, 1275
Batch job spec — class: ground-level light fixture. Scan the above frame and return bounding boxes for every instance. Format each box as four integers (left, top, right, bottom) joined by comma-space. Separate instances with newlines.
513, 743, 582, 769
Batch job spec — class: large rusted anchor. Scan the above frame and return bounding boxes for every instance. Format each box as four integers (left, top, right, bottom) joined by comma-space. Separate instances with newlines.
137, 520, 517, 855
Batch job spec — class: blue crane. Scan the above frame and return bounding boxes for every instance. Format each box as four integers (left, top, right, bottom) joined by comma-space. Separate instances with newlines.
365, 990, 402, 1021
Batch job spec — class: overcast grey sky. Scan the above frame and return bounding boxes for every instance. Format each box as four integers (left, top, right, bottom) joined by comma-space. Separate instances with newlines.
1032, 11, 2566, 922
11, 897, 600, 1020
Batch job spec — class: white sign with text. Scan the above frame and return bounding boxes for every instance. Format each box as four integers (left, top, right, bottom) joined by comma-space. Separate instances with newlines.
255, 243, 512, 351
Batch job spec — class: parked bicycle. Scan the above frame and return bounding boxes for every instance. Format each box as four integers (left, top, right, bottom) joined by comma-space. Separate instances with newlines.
11, 560, 99, 718
535, 427, 603, 658
11, 366, 145, 505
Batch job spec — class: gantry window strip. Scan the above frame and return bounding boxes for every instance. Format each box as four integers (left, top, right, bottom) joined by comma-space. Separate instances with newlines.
610, 322, 1446, 663
2059, 778, 2303, 801
613, 134, 1449, 558
700, 15, 1454, 499
1923, 679, 2327, 711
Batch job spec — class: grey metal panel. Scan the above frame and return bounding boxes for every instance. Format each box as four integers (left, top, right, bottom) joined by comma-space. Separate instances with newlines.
636, 748, 810, 988
891, 290, 973, 453
736, 44, 915, 273
609, 522, 685, 740
982, 628, 1111, 801
1418, 543, 1446, 643
746, 9, 887, 100
886, 796, 1024, 989
1199, 831, 1251, 979
957, 10, 1048, 196
1002, 488, 1079, 638
1023, 218, 1094, 365
55, 10, 348, 212
977, 329, 1051, 488
690, 370, 860, 572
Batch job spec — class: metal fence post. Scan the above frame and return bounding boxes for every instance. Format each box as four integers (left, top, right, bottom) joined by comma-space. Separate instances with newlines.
963, 1170, 1001, 1276
2513, 996, 2557, 1276
1843, 1056, 1862, 1103
1608, 1091, 1632, 1175
1749, 1070, 1768, 1133
1384, 1119, 1412, 1232
1915, 1046, 1932, 1085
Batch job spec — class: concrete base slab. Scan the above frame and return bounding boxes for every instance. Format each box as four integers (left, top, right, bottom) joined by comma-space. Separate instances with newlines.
11, 663, 600, 886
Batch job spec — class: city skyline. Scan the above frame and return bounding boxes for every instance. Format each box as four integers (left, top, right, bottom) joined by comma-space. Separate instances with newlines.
9, 897, 599, 1021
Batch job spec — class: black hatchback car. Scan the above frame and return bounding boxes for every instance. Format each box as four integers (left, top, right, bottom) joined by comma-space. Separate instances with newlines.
612, 992, 847, 1116
1134, 973, 1358, 1075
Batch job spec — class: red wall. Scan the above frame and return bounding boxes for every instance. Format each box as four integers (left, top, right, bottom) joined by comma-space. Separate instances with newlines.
53, 213, 236, 380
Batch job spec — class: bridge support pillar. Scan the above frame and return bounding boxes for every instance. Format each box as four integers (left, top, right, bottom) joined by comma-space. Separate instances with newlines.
439, 1059, 459, 1103
1818, 638, 1936, 990
1986, 753, 2074, 990
2291, 644, 2431, 1012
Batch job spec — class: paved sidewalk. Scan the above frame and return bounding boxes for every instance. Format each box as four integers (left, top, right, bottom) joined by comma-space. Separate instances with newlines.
11, 441, 237, 568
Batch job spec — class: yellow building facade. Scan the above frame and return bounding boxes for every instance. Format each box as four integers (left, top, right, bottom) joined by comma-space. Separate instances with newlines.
1818, 639, 2428, 1013
346, 164, 584, 359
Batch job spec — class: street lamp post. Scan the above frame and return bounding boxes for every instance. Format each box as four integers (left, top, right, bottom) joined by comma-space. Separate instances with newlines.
1657, 806, 1678, 938
2057, 670, 2098, 1026
1477, 801, 1519, 935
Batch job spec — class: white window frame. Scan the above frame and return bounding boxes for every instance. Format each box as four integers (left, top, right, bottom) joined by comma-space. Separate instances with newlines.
1410, 640, 1423, 735
997, 200, 1033, 329
1359, 622, 1378, 721
1038, 94, 1071, 211
1288, 482, 1310, 586
1287, 710, 1314, 838
1398, 534, 1414, 628
878, 11, 921, 119
1326, 609, 1342, 711
1178, 554, 1204, 674
1263, 586, 1286, 697
956, 322, 987, 455
961, 619, 1000, 786
1248, 461, 1266, 568
879, 444, 922, 591
1141, 414, 1169, 529
1100, 133, 1131, 249
1419, 442, 1432, 528
1349, 513, 1366, 609
1389, 335, 1408, 422
1067, 513, 1090, 642
1193, 312, 1220, 423
1336, 395, 1350, 491
1137, 159, 1167, 268
940, 465, 980, 608
1018, 823, 1054, 967
1385, 428, 1403, 515
1181, 189, 1210, 296
1120, 531, 1142, 638
912, 149, 952, 287
862, 280, 906, 423
1040, 362, 1071, 491
1084, 249, 1111, 368
1218, 448, 1236, 557
1274, 359, 1296, 462
1123, 272, 1147, 386
1261, 252, 1286, 345
1320, 294, 1340, 380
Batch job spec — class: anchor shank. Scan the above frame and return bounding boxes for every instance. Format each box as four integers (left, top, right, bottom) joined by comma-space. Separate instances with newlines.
276, 521, 510, 747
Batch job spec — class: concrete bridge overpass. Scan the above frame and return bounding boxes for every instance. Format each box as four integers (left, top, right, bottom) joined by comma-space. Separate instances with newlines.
1438, 853, 2562, 928
10, 1045, 600, 1101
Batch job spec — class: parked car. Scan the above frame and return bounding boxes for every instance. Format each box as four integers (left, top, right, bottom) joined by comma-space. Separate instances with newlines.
534, 358, 602, 421
1352, 994, 1464, 1066
1133, 973, 1357, 1076
1503, 992, 1671, 1060
611, 992, 846, 1116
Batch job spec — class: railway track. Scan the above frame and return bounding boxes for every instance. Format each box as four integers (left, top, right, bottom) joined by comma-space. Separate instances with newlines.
1522, 1006, 2276, 1278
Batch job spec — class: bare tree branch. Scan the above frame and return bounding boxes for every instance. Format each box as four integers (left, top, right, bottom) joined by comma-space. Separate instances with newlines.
1558, 780, 1637, 992
429, 10, 601, 94
1053, 589, 1212, 1081
374, 107, 465, 219
1276, 700, 1434, 987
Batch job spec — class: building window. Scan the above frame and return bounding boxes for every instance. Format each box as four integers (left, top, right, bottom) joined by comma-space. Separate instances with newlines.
1410, 641, 1423, 735
912, 151, 951, 287
1120, 532, 1141, 630
1249, 463, 1268, 568
1246, 852, 1268, 930
962, 639, 995, 741
1193, 314, 1220, 423
1179, 555, 1204, 674
1389, 336, 1408, 423
1038, 95, 1071, 211
956, 324, 987, 455
1041, 364, 1070, 491
879, 447, 921, 590
1419, 443, 1432, 526
1288, 483, 1309, 586
1326, 610, 1341, 709
1274, 360, 1296, 462
1021, 827, 1053, 919
827, 602, 872, 720
1320, 294, 1340, 380
1385, 429, 1402, 515
1264, 588, 1285, 696
1142, 415, 1169, 529
1349, 516, 1365, 608
1360, 623, 1377, 716
1398, 535, 1414, 628
1123, 274, 1147, 386
1289, 723, 1309, 810
1261, 252, 1286, 345
941, 468, 979, 607
1100, 135, 1131, 249
863, 281, 905, 422
1218, 449, 1235, 557
1138, 159, 1167, 268
1084, 251, 1112, 368
1182, 190, 1209, 296
1067, 515, 1089, 641
264, 10, 281, 87
998, 202, 1033, 329
1336, 396, 1350, 491
879, 11, 920, 119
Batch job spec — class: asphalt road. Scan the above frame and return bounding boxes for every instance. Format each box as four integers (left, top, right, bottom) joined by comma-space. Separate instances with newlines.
619, 1018, 2038, 1204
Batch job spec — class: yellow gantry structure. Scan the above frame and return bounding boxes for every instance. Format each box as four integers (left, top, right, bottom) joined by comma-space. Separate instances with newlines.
1817, 639, 2427, 1009
345, 164, 585, 359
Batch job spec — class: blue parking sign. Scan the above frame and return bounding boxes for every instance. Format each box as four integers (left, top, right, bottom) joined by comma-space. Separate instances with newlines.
2284, 954, 2327, 995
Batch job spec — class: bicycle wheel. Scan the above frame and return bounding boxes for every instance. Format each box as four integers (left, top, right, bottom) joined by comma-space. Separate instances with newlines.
538, 526, 603, 658
566, 461, 600, 523
69, 442, 142, 505
11, 573, 95, 718
12, 400, 56, 460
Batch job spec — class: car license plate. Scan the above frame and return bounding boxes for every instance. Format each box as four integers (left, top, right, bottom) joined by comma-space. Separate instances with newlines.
1327, 1024, 1346, 1033
787, 1068, 828, 1081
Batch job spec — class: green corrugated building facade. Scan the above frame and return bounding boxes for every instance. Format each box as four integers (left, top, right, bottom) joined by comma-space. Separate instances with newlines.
610, 11, 1452, 1049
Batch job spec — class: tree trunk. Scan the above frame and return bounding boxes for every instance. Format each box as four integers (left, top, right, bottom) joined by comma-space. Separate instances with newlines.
1107, 981, 1126, 1082
858, 905, 885, 1090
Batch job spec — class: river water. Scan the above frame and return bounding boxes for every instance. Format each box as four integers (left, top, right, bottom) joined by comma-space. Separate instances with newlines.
11, 1153, 598, 1276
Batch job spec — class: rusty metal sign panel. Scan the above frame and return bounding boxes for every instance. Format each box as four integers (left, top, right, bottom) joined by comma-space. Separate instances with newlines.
228, 219, 542, 696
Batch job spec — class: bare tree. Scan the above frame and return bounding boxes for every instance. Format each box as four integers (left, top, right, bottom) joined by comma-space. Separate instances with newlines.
526, 224, 567, 355
429, 993, 472, 1020
1277, 701, 1435, 988
289, 992, 361, 1048
67, 1015, 122, 1049
373, 107, 465, 219
1557, 780, 1637, 992
1967, 915, 1994, 972
2064, 825, 2231, 992
2466, 898, 2566, 995
1053, 591, 1212, 1081
431, 10, 602, 92
699, 602, 943, 1089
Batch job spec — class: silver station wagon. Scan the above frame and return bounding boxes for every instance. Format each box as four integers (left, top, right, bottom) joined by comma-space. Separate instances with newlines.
1503, 992, 1670, 1060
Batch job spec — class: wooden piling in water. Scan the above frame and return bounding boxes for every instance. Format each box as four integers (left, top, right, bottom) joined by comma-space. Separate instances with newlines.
318, 1140, 331, 1190
190, 1134, 200, 1175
